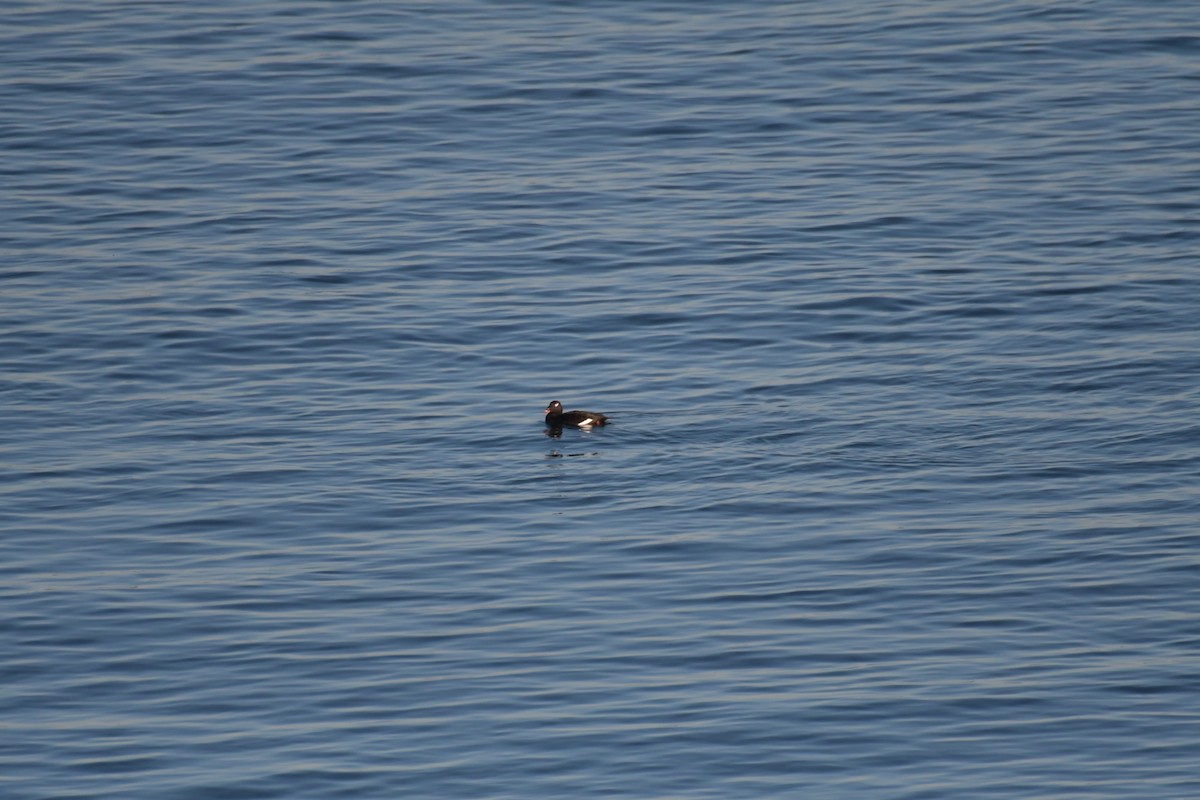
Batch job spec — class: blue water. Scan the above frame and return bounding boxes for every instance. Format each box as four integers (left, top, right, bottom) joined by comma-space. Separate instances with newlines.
3, 2, 1199, 798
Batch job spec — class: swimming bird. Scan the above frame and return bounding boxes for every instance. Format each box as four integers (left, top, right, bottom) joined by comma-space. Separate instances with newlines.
544, 400, 608, 428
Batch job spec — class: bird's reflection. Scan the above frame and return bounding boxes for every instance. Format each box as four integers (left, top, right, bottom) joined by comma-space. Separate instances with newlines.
544, 425, 603, 457
546, 449, 597, 458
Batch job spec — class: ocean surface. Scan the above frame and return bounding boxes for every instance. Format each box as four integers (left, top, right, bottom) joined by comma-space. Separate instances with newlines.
2, 2, 1198, 798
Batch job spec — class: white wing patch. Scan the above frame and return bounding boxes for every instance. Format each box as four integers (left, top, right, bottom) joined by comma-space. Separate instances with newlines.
577, 418, 594, 427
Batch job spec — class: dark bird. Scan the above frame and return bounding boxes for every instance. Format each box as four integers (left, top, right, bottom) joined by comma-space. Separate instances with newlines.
544, 400, 608, 428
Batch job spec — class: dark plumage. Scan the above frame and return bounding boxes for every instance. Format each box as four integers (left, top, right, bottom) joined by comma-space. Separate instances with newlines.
544, 400, 608, 428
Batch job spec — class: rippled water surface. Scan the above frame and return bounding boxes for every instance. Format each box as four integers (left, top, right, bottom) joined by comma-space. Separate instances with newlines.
3, 2, 1199, 798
